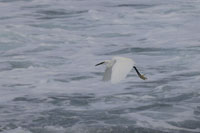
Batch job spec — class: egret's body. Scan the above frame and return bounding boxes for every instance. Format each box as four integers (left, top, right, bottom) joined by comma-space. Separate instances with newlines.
95, 57, 147, 84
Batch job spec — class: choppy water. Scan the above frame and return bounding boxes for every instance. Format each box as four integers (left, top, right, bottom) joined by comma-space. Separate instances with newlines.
0, 0, 200, 133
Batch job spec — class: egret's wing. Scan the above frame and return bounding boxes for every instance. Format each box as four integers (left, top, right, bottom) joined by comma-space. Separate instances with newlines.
111, 57, 134, 84
103, 66, 112, 81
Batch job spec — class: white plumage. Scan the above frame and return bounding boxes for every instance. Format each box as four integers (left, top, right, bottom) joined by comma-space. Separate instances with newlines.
95, 57, 147, 84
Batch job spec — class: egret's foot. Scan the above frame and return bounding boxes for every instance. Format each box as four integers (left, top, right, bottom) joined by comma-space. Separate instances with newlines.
139, 75, 147, 80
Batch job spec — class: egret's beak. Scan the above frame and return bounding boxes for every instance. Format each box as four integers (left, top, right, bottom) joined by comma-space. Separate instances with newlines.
133, 66, 147, 80
95, 62, 105, 66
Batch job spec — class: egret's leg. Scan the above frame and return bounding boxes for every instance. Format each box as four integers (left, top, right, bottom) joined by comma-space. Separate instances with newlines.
133, 66, 147, 80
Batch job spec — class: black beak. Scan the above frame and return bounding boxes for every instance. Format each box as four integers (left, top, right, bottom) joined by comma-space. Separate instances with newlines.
95, 62, 105, 66
133, 66, 147, 80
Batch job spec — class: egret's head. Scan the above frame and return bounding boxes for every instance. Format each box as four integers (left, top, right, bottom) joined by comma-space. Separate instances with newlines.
95, 61, 105, 66
95, 60, 112, 67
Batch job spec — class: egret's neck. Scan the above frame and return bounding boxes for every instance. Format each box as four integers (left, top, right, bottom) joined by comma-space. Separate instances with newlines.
105, 60, 115, 68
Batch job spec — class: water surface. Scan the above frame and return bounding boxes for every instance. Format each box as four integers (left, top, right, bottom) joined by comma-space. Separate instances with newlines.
0, 0, 200, 133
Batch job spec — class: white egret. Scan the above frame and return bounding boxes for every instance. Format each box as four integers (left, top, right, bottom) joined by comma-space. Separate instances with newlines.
95, 57, 147, 84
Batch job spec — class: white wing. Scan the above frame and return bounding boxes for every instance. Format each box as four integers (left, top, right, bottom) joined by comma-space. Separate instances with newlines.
103, 66, 112, 81
111, 57, 134, 84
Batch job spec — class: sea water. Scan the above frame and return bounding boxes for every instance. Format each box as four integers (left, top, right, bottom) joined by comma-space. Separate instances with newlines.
0, 0, 200, 133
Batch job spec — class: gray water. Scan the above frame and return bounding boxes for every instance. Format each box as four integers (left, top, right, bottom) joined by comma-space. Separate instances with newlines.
0, 0, 200, 133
